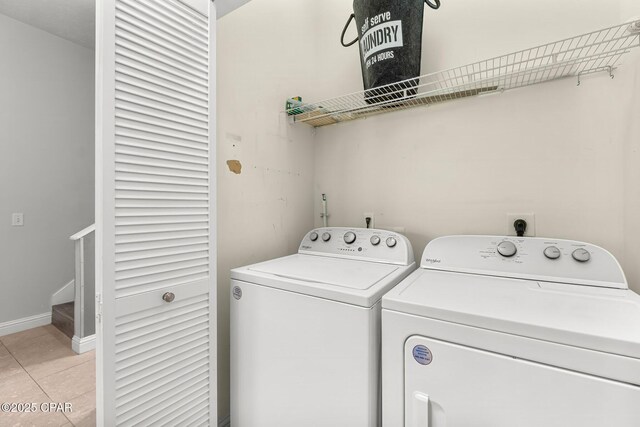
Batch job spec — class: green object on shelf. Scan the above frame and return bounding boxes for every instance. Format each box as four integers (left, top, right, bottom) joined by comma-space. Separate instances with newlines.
286, 96, 304, 115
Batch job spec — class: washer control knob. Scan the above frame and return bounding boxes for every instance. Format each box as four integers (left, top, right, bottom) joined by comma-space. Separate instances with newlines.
497, 241, 517, 258
344, 232, 356, 244
386, 237, 397, 248
543, 246, 561, 260
321, 232, 331, 242
309, 231, 319, 242
370, 235, 381, 246
572, 248, 591, 263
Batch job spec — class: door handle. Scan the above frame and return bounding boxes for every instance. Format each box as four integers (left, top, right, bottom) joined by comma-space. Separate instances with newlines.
162, 292, 176, 303
411, 392, 430, 427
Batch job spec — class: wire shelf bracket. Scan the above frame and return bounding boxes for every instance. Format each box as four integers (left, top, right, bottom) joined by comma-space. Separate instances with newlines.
286, 20, 640, 127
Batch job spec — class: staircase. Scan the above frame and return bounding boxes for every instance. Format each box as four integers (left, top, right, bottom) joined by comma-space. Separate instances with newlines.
67, 223, 96, 354
52, 302, 74, 338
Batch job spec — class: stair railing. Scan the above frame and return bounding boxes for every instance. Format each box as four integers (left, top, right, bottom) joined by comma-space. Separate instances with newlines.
69, 224, 95, 342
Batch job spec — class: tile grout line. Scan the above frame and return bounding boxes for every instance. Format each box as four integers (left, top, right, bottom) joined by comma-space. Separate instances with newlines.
2, 331, 76, 426
38, 358, 95, 384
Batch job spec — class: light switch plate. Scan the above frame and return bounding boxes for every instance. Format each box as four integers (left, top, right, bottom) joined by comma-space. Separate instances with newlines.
12, 213, 24, 226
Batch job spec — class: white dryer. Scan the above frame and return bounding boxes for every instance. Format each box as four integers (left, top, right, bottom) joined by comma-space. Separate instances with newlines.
231, 227, 416, 427
382, 235, 640, 427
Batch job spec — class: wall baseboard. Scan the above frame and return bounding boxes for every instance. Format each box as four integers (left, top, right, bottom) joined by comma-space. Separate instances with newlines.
0, 313, 51, 337
219, 415, 230, 427
71, 334, 96, 354
51, 279, 75, 306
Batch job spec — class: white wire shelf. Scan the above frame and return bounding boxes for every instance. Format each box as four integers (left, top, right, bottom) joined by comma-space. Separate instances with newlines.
286, 20, 640, 127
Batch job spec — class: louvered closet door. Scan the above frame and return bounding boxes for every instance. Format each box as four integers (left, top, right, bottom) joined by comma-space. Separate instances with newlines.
96, 0, 216, 426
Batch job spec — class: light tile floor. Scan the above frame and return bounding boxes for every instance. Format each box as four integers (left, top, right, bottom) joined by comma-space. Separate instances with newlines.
0, 325, 95, 426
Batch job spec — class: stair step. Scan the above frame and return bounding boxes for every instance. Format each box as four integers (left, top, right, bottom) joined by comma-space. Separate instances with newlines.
52, 302, 74, 339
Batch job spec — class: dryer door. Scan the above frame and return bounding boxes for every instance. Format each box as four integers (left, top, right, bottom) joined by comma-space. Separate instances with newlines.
404, 336, 640, 427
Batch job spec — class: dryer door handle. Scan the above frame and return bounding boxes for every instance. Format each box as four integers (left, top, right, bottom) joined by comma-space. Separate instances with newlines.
411, 392, 430, 427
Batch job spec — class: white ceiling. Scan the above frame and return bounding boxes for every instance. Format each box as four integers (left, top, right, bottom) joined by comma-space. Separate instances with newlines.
0, 0, 251, 50
0, 0, 95, 49
216, 0, 251, 18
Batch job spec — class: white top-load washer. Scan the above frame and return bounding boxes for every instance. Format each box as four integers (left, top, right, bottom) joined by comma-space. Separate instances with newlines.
382, 235, 640, 427
231, 227, 416, 427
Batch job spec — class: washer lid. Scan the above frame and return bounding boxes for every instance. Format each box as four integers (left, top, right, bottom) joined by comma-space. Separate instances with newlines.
232, 254, 415, 307
383, 269, 640, 359
249, 254, 401, 289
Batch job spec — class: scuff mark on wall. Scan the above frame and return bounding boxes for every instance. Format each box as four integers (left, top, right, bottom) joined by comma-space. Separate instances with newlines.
226, 160, 242, 174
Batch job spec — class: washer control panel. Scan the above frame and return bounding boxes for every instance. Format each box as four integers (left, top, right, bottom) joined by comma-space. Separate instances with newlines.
421, 235, 627, 289
299, 227, 414, 265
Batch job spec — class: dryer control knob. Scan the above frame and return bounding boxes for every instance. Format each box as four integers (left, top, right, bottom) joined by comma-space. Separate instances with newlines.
497, 241, 517, 257
386, 237, 397, 248
344, 232, 356, 244
544, 246, 561, 260
309, 232, 319, 241
370, 235, 381, 246
572, 248, 591, 263
321, 232, 331, 242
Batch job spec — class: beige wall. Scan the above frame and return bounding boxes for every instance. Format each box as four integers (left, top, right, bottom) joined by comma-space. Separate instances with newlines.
0, 14, 94, 324
621, 0, 640, 293
312, 0, 640, 294
216, 0, 316, 420
622, 50, 640, 292
217, 0, 640, 420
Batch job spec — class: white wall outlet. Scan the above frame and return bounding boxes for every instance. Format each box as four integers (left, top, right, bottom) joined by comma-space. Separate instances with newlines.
363, 212, 375, 229
506, 213, 535, 237
12, 213, 24, 226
